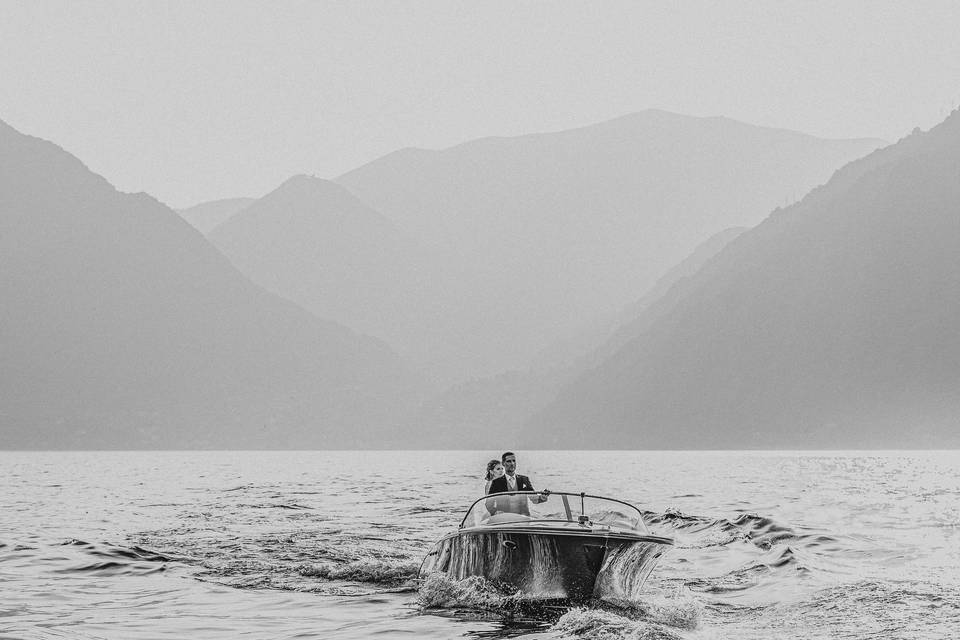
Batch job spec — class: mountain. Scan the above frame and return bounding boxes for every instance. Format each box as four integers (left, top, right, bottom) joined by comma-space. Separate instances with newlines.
0, 119, 418, 449
177, 197, 255, 234
338, 110, 884, 378
414, 227, 749, 445
530, 112, 960, 449
208, 175, 483, 384
530, 226, 748, 373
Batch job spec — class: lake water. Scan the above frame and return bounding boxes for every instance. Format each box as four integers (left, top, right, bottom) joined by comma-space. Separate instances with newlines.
1, 450, 959, 639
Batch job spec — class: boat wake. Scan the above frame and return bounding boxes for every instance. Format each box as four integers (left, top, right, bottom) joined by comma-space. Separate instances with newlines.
407, 502, 921, 638
418, 572, 701, 638
298, 558, 419, 585
553, 606, 690, 640
40, 539, 177, 577
100, 480, 923, 637
122, 499, 854, 600
418, 572, 526, 611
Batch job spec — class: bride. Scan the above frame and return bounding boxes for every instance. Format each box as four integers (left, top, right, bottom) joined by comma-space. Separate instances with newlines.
483, 459, 505, 494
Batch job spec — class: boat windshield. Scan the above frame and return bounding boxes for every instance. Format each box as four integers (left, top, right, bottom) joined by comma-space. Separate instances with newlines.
460, 491, 648, 533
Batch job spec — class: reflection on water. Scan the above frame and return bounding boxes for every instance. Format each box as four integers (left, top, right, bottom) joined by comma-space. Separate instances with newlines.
1, 450, 959, 639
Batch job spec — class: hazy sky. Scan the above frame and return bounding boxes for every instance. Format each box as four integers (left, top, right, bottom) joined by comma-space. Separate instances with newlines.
2, 0, 959, 208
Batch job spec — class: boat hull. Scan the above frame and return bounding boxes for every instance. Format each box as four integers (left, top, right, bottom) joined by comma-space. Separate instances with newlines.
419, 527, 671, 601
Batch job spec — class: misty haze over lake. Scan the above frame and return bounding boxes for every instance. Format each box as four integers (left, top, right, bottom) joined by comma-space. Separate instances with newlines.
3, 2, 960, 451
6, 102, 960, 449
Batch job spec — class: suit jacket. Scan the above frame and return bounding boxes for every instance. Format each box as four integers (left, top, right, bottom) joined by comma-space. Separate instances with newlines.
488, 474, 535, 494
485, 474, 537, 516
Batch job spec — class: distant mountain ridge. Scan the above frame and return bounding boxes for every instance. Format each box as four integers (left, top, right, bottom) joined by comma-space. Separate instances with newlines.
0, 120, 419, 448
337, 109, 885, 379
530, 110, 960, 449
177, 197, 255, 234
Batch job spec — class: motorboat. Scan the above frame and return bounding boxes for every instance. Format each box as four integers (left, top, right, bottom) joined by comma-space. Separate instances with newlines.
418, 490, 673, 602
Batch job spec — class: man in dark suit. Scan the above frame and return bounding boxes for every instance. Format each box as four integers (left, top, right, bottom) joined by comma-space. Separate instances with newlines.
486, 451, 549, 516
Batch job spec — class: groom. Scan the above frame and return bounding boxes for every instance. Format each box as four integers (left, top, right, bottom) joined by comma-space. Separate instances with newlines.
486, 451, 548, 515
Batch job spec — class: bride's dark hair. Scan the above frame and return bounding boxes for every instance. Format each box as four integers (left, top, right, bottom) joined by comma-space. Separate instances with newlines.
485, 459, 501, 481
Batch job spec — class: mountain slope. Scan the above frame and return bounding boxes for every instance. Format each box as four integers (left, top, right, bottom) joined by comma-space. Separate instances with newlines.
531, 226, 748, 373
208, 175, 482, 384
338, 110, 884, 376
530, 112, 960, 449
415, 227, 749, 444
0, 119, 417, 449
